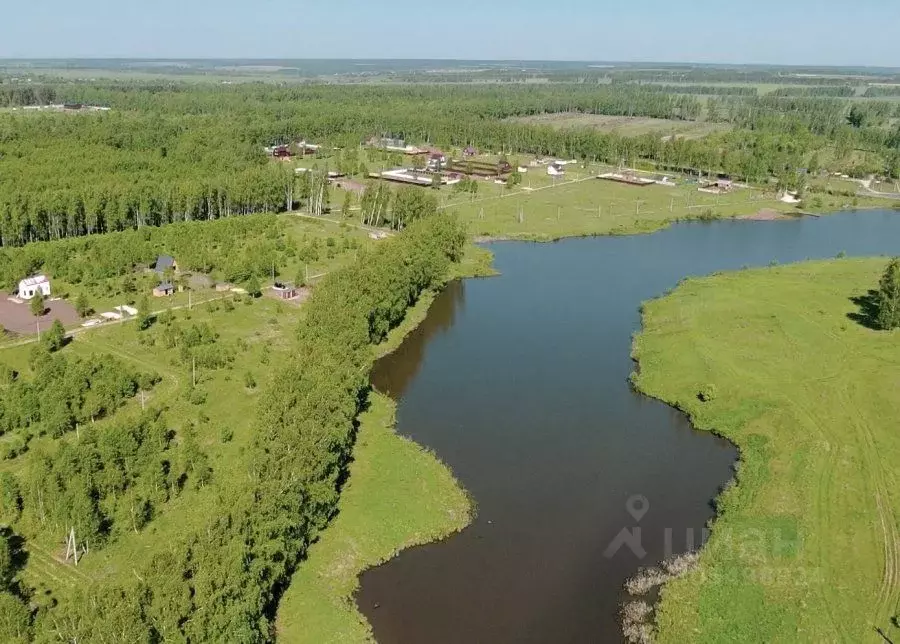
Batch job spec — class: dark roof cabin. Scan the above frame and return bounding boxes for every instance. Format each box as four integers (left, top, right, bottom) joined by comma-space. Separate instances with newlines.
153, 282, 175, 297
154, 255, 176, 274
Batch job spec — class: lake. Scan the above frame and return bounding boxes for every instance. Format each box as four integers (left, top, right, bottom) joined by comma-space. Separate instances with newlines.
359, 210, 900, 643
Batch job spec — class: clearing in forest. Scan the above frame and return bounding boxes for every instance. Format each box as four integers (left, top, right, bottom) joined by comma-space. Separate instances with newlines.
505, 113, 731, 139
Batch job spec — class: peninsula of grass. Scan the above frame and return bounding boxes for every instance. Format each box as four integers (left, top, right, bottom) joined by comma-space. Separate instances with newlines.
275, 313, 476, 643
631, 258, 900, 642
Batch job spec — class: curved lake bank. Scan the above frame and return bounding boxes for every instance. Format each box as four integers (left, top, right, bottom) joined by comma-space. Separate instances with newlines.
358, 210, 900, 643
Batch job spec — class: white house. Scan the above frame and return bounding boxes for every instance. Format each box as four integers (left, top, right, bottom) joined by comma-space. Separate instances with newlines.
547, 163, 566, 177
18, 275, 51, 300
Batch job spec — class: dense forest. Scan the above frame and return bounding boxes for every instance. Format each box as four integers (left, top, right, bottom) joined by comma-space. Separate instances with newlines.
0, 80, 898, 246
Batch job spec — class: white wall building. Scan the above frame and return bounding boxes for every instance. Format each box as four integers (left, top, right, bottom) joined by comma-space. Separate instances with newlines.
18, 275, 51, 300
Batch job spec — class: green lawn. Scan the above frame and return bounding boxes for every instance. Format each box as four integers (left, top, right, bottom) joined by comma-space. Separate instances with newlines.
632, 258, 900, 642
442, 176, 788, 240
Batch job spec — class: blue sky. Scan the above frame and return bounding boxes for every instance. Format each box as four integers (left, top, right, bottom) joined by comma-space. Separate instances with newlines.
1, 0, 898, 66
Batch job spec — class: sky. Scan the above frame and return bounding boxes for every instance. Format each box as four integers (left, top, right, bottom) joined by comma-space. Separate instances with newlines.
1, 0, 898, 67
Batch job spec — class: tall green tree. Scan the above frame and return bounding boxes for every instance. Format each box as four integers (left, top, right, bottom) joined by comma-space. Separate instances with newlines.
29, 295, 45, 318
876, 258, 900, 330
43, 320, 66, 352
137, 295, 153, 331
245, 276, 262, 298
75, 292, 91, 318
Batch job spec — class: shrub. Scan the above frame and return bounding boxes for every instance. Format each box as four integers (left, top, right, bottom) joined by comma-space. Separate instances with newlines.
698, 384, 718, 403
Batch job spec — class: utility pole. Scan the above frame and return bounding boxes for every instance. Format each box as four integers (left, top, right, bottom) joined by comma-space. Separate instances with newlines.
192, 357, 196, 388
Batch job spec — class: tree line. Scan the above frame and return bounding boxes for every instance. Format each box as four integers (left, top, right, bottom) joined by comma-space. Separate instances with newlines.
0, 214, 320, 295
0, 81, 898, 248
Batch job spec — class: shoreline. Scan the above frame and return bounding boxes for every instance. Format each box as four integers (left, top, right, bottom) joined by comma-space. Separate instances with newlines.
629, 258, 900, 641
472, 204, 891, 243
274, 243, 494, 643
278, 217, 898, 642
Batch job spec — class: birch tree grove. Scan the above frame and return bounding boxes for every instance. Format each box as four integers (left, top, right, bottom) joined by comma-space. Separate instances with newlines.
0, 80, 897, 248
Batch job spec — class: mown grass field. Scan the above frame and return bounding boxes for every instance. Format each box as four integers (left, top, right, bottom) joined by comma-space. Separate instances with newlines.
442, 176, 787, 240
632, 258, 900, 642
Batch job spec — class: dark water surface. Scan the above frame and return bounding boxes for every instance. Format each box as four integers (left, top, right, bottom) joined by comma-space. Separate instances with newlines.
358, 211, 900, 643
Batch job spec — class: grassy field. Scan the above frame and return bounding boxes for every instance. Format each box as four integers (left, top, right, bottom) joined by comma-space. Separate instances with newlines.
273, 256, 488, 642
505, 113, 731, 139
2, 293, 298, 595
0, 218, 375, 607
442, 175, 785, 240
632, 258, 900, 642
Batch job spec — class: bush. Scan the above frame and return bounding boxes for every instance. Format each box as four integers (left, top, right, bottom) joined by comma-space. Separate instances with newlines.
698, 384, 718, 403
245, 276, 262, 298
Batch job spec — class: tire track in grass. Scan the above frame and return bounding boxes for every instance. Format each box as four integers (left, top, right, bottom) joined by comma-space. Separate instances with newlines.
842, 384, 900, 630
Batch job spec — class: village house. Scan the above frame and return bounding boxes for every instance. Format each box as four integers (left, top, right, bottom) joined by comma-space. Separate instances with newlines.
426, 152, 446, 172
547, 163, 566, 177
154, 255, 177, 275
18, 275, 51, 300
153, 282, 175, 297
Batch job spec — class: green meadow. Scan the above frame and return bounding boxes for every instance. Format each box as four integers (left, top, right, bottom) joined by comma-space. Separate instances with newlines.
632, 258, 900, 642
